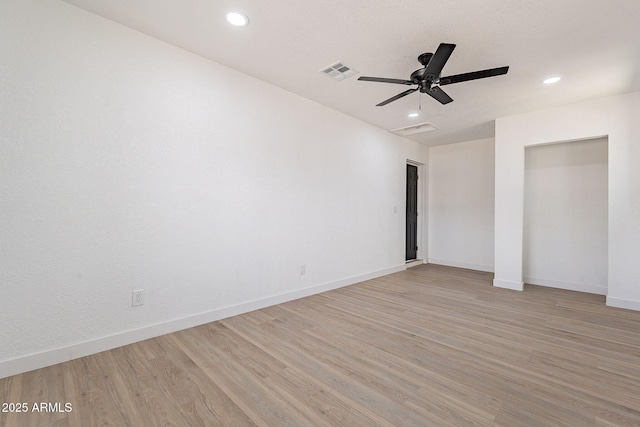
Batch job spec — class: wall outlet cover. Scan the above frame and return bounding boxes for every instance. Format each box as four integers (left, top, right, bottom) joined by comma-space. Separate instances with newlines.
132, 290, 145, 307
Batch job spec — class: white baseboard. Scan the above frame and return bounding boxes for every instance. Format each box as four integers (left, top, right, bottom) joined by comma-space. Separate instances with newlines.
0, 264, 406, 379
405, 259, 426, 268
606, 296, 640, 312
523, 276, 607, 295
428, 258, 494, 273
493, 278, 524, 291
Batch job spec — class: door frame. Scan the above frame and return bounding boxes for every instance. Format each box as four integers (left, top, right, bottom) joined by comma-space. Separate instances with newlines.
406, 159, 426, 264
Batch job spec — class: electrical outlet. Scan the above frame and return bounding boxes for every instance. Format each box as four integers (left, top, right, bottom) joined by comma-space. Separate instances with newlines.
132, 290, 145, 307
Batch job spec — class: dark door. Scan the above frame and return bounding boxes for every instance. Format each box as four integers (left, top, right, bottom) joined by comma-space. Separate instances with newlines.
406, 164, 418, 260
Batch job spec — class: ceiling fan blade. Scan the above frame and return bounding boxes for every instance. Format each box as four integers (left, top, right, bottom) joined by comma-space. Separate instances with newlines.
426, 86, 453, 105
358, 76, 414, 85
376, 88, 418, 106
439, 66, 509, 85
424, 43, 456, 77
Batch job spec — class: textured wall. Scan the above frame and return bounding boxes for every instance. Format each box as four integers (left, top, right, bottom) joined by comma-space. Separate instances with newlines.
0, 0, 427, 373
428, 138, 495, 272
494, 91, 640, 310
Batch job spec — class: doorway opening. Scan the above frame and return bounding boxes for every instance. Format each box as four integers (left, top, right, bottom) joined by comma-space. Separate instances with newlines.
523, 137, 608, 294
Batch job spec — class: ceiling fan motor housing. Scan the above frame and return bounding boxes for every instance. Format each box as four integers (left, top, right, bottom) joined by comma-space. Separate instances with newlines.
412, 52, 441, 90
410, 68, 426, 84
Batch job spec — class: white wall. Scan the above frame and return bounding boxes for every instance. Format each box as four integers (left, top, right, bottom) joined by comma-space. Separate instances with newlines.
0, 0, 427, 378
494, 91, 640, 312
428, 138, 495, 272
523, 138, 608, 294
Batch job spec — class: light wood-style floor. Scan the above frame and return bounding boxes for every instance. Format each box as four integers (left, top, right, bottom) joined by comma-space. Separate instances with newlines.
2, 264, 640, 426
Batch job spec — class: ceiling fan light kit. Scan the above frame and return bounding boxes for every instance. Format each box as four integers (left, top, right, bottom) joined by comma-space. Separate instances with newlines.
358, 43, 509, 106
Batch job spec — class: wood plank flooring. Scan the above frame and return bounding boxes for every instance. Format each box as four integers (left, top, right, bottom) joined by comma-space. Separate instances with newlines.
2, 264, 640, 426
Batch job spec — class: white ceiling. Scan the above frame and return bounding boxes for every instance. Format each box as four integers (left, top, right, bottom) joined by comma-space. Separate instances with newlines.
60, 0, 640, 146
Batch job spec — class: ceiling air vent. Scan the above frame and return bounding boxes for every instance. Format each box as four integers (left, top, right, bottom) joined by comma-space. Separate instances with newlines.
390, 122, 439, 137
320, 61, 358, 81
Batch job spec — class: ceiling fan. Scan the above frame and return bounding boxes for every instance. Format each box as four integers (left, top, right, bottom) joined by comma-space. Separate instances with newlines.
358, 43, 509, 106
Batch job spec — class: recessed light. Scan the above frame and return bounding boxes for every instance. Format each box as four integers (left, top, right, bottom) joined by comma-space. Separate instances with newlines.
542, 76, 561, 84
226, 11, 249, 27
408, 112, 419, 118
